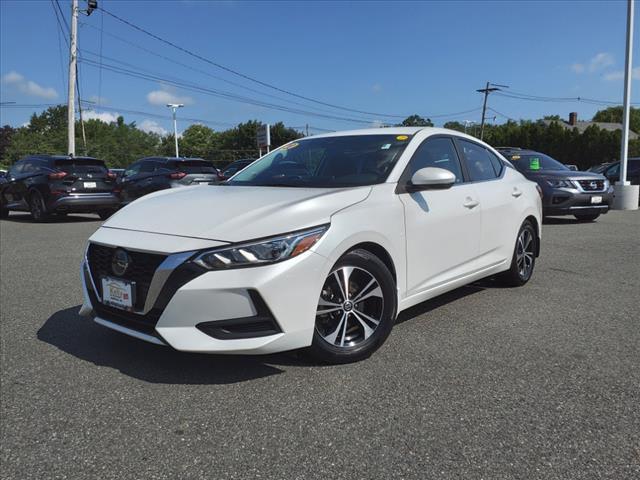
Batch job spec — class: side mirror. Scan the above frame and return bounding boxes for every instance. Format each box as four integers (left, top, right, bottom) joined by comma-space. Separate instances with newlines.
406, 167, 456, 192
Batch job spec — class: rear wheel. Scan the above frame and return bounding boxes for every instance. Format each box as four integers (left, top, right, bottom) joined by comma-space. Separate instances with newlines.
306, 249, 397, 364
29, 191, 49, 222
97, 209, 114, 220
574, 213, 600, 222
498, 220, 537, 287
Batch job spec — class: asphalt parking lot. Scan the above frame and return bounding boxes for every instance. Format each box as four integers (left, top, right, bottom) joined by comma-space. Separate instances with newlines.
1, 211, 639, 480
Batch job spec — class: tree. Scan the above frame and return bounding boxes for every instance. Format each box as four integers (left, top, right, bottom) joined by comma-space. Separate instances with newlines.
177, 124, 218, 159
399, 115, 433, 127
592, 106, 640, 133
0, 125, 16, 165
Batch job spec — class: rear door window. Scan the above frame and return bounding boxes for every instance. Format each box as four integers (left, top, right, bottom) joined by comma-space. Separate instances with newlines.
458, 140, 500, 181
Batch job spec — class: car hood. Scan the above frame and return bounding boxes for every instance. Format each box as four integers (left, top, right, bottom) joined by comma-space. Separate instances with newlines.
103, 184, 371, 242
523, 170, 606, 181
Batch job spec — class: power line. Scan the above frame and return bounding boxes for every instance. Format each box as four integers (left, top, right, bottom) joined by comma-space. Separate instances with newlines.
98, 5, 413, 119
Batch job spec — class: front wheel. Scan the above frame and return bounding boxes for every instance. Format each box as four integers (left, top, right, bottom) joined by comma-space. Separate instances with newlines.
497, 220, 537, 287
574, 213, 600, 222
306, 249, 397, 364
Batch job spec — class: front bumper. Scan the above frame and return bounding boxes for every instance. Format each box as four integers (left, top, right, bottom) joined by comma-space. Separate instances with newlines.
542, 188, 613, 216
50, 193, 120, 212
79, 242, 329, 354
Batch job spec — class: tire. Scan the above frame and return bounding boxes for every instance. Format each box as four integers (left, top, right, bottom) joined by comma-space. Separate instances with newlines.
574, 213, 600, 222
305, 249, 397, 364
0, 206, 8, 219
29, 191, 49, 222
97, 209, 114, 220
497, 220, 537, 287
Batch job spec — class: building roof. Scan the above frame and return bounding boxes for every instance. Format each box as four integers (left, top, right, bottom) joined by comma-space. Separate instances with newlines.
543, 119, 638, 139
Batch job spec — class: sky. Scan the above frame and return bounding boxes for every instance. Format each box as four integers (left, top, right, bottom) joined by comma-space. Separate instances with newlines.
0, 0, 638, 136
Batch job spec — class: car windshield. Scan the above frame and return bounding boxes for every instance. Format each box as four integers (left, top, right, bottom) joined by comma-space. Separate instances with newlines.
505, 153, 569, 172
168, 160, 217, 174
54, 159, 107, 174
227, 134, 412, 187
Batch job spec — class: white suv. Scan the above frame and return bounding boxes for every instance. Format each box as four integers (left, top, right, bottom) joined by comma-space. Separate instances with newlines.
80, 128, 542, 363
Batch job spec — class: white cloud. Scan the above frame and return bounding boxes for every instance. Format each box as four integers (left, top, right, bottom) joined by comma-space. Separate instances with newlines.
603, 66, 640, 81
571, 63, 585, 74
82, 110, 120, 123
571, 53, 615, 75
139, 119, 168, 136
589, 52, 614, 72
371, 83, 382, 94
1, 70, 58, 99
146, 85, 193, 106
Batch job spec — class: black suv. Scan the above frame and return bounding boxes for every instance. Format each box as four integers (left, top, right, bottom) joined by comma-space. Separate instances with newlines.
0, 155, 119, 221
497, 148, 613, 221
600, 158, 640, 186
119, 157, 222, 204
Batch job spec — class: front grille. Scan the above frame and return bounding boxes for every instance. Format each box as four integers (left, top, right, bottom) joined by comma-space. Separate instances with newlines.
87, 243, 166, 310
577, 179, 605, 191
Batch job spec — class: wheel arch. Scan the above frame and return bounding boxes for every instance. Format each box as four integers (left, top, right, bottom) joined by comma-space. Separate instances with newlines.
343, 241, 397, 284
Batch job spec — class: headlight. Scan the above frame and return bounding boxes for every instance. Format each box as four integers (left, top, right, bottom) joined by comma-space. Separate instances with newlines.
193, 225, 329, 270
545, 179, 574, 188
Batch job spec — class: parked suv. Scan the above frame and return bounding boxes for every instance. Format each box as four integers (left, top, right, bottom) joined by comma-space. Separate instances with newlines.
600, 158, 640, 187
497, 148, 612, 221
119, 157, 222, 204
0, 155, 119, 221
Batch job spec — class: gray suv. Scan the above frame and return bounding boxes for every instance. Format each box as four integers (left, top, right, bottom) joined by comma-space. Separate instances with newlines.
497, 148, 612, 221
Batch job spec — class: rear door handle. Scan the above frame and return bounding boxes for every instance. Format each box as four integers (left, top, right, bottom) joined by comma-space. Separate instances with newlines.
463, 198, 479, 209
512, 188, 522, 198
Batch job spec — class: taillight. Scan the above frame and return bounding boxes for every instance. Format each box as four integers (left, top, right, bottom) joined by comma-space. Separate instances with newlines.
217, 172, 224, 180
106, 172, 117, 180
168, 171, 187, 179
48, 171, 68, 180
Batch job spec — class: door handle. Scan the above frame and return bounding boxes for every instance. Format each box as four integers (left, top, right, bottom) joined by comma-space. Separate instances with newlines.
463, 198, 479, 209
512, 188, 522, 198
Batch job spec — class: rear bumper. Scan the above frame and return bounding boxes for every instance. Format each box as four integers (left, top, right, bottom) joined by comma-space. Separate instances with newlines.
50, 193, 120, 212
542, 189, 613, 216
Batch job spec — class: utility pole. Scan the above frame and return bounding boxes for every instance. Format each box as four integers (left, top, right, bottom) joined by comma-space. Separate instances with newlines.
476, 82, 508, 140
167, 103, 184, 157
306, 124, 309, 137
67, 0, 78, 156
614, 0, 638, 210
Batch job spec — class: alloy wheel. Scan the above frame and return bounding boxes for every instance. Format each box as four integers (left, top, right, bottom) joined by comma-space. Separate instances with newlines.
516, 228, 534, 280
315, 266, 384, 348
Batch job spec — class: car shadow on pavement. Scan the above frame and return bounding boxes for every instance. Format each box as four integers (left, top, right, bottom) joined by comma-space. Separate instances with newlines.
543, 216, 591, 225
37, 306, 290, 385
1, 213, 100, 223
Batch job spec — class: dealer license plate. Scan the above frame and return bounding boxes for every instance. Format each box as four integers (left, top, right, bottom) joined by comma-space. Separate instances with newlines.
84, 182, 97, 188
101, 276, 134, 310
591, 196, 602, 204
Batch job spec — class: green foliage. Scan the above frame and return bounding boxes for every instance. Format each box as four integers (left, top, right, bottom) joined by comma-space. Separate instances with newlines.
592, 106, 640, 133
1, 107, 303, 168
400, 115, 434, 127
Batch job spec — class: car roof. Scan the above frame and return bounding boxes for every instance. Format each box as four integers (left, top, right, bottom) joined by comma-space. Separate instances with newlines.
140, 157, 207, 162
304, 126, 484, 142
498, 149, 543, 156
26, 154, 101, 162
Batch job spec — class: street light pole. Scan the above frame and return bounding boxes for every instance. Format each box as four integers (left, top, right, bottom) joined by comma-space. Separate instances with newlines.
614, 0, 638, 210
67, 0, 78, 156
166, 103, 184, 157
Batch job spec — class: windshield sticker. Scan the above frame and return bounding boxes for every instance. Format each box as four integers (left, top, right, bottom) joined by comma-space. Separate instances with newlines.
396, 135, 409, 141
381, 144, 391, 150
281, 142, 299, 150
511, 155, 521, 160
529, 157, 541, 170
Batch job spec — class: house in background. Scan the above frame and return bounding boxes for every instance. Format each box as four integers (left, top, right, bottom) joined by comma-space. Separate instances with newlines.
544, 112, 639, 140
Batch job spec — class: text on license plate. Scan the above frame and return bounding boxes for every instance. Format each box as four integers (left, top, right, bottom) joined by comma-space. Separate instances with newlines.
84, 182, 97, 188
101, 277, 134, 310
591, 196, 602, 204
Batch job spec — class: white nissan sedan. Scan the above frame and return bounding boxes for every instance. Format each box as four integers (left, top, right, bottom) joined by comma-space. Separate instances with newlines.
79, 128, 542, 363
